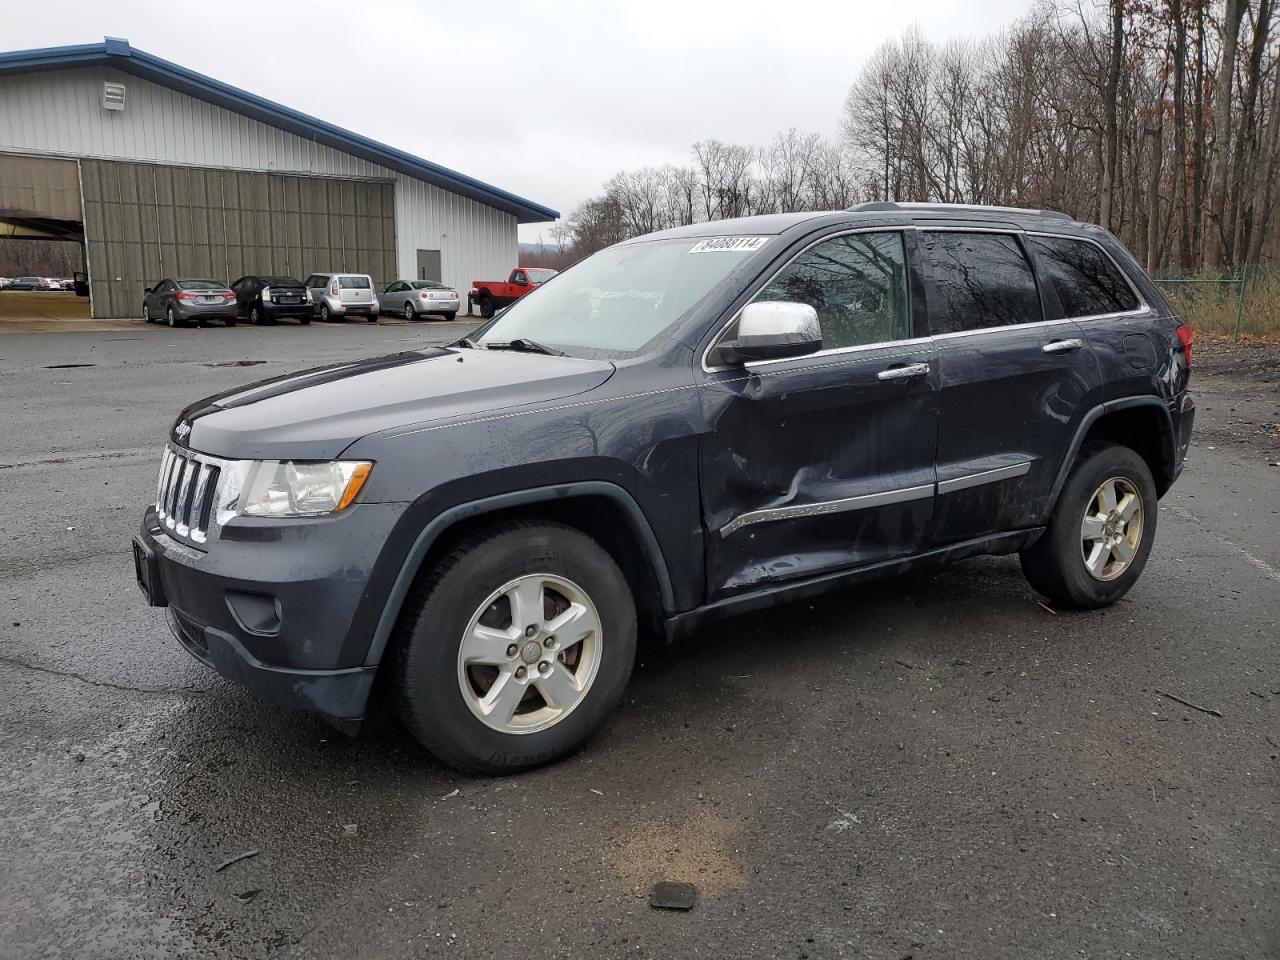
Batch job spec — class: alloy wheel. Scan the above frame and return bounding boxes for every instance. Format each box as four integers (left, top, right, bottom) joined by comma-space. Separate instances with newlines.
1080, 476, 1144, 581
456, 573, 602, 734
404, 302, 415, 320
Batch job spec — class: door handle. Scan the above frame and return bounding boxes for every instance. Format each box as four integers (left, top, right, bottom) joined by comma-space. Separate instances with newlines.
877, 362, 930, 381
1042, 338, 1084, 354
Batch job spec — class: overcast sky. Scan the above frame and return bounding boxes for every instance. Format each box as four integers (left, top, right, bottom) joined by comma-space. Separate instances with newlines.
10, 0, 1035, 242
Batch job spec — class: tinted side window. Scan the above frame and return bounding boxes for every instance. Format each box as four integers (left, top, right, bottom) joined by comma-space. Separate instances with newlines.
1028, 236, 1139, 318
338, 276, 371, 289
923, 232, 1041, 333
756, 231, 911, 349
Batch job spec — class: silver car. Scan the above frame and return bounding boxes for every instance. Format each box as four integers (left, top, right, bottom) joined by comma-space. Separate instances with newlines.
379, 279, 461, 321
304, 272, 379, 323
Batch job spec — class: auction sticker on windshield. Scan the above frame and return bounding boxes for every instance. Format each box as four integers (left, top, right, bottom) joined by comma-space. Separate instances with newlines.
688, 237, 770, 254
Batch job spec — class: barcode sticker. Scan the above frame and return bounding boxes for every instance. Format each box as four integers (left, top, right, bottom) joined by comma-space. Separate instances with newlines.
688, 237, 770, 254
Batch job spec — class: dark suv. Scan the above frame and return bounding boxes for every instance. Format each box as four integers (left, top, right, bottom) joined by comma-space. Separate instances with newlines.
133, 203, 1195, 774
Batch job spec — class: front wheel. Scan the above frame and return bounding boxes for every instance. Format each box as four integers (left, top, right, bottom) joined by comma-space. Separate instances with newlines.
395, 521, 637, 775
1020, 444, 1158, 609
142, 304, 151, 323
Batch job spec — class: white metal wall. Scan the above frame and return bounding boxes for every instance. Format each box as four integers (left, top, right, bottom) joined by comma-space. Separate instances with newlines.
0, 65, 519, 298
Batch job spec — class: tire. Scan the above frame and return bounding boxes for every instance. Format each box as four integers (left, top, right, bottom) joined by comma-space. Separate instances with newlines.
320, 305, 333, 323
250, 306, 264, 326
395, 521, 637, 775
1019, 443, 1158, 609
299, 315, 311, 326
167, 306, 181, 328
478, 295, 495, 319
404, 302, 417, 321
224, 317, 237, 327
142, 304, 151, 323
442, 311, 458, 322
368, 314, 378, 324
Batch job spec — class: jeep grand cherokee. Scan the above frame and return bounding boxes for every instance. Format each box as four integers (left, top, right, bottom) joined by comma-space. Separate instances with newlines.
133, 202, 1195, 774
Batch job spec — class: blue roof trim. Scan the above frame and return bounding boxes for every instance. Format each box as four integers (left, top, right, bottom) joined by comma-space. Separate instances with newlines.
0, 38, 558, 224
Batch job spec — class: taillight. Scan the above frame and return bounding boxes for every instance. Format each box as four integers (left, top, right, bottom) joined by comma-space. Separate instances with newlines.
330, 280, 339, 296
175, 291, 198, 300
1176, 324, 1194, 365
420, 291, 430, 299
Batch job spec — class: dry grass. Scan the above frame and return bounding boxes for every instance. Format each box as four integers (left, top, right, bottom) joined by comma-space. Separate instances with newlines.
1159, 269, 1280, 340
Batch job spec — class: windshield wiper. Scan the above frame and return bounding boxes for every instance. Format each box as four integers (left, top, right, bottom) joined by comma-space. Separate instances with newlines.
483, 338, 564, 356
452, 337, 481, 350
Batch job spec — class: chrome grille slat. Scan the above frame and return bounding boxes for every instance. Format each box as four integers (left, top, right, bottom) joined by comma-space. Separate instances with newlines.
154, 445, 227, 546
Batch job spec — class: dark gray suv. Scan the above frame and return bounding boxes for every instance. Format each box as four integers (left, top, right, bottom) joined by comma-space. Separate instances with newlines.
133, 202, 1195, 774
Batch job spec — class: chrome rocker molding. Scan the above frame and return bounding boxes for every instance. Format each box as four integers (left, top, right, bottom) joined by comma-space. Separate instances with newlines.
720, 460, 1033, 537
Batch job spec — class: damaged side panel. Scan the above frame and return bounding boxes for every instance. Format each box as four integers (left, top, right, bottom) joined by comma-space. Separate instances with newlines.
698, 342, 939, 599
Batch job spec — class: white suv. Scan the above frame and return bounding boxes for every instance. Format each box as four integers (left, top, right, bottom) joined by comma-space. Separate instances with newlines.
304, 273, 380, 323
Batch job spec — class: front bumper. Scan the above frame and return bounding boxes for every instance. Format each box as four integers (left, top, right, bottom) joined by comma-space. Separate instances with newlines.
133, 503, 404, 724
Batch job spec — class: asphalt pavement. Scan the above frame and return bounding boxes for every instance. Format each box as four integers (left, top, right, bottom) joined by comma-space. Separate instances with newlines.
1, 321, 1277, 959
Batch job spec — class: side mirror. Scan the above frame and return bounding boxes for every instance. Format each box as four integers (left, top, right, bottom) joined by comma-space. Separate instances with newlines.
717, 301, 822, 365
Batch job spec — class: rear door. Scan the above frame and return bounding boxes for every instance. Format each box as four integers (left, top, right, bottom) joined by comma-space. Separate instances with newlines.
339, 275, 374, 306
921, 228, 1101, 545
699, 228, 938, 598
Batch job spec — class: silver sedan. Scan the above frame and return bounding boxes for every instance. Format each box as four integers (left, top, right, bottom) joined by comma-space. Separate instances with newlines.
379, 280, 461, 321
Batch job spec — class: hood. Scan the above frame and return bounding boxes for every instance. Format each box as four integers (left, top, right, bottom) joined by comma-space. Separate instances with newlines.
177, 347, 615, 460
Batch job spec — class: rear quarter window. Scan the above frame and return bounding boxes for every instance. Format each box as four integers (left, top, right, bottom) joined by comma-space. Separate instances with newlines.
1027, 236, 1140, 318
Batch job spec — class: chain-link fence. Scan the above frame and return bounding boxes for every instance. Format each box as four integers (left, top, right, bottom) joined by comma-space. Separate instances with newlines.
1151, 265, 1279, 340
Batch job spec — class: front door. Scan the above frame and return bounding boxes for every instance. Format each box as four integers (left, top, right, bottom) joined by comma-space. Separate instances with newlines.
920, 229, 1102, 545
417, 249, 442, 282
699, 229, 938, 599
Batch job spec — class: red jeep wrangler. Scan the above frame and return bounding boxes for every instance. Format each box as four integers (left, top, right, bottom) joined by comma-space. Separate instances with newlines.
468, 267, 557, 318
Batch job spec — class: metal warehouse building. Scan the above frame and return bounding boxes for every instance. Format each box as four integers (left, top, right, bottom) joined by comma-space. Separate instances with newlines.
0, 37, 556, 318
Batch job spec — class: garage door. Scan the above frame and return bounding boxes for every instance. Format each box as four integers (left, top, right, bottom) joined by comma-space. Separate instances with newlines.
79, 159, 396, 318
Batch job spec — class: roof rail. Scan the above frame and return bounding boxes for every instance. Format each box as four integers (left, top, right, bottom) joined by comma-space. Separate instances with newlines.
847, 201, 1073, 221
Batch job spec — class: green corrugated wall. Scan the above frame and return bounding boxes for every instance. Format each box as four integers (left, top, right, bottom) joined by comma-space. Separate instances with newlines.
80, 159, 396, 317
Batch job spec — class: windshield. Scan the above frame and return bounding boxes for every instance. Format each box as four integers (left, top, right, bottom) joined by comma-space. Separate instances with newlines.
527, 269, 557, 284
474, 237, 766, 360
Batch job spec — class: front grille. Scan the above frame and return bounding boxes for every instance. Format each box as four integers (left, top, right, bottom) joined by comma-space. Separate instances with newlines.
156, 446, 223, 545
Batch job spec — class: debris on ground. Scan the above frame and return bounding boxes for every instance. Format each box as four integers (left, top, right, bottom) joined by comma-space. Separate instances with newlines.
1154, 689, 1223, 718
1037, 602, 1057, 616
589, 788, 604, 796
214, 850, 260, 873
440, 789, 460, 800
234, 889, 261, 903
342, 824, 359, 836
649, 881, 698, 911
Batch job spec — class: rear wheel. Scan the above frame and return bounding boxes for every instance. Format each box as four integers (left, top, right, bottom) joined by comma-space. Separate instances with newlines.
404, 302, 417, 321
299, 314, 311, 326
167, 306, 181, 328
442, 311, 458, 322
395, 521, 637, 774
320, 305, 333, 323
478, 295, 495, 319
250, 306, 264, 325
367, 313, 377, 324
1020, 444, 1157, 609
224, 317, 237, 327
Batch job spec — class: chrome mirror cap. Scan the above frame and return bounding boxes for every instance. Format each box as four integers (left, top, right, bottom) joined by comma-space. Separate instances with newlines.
722, 301, 822, 364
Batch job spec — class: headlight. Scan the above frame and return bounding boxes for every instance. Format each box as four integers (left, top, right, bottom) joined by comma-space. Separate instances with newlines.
236, 460, 373, 518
